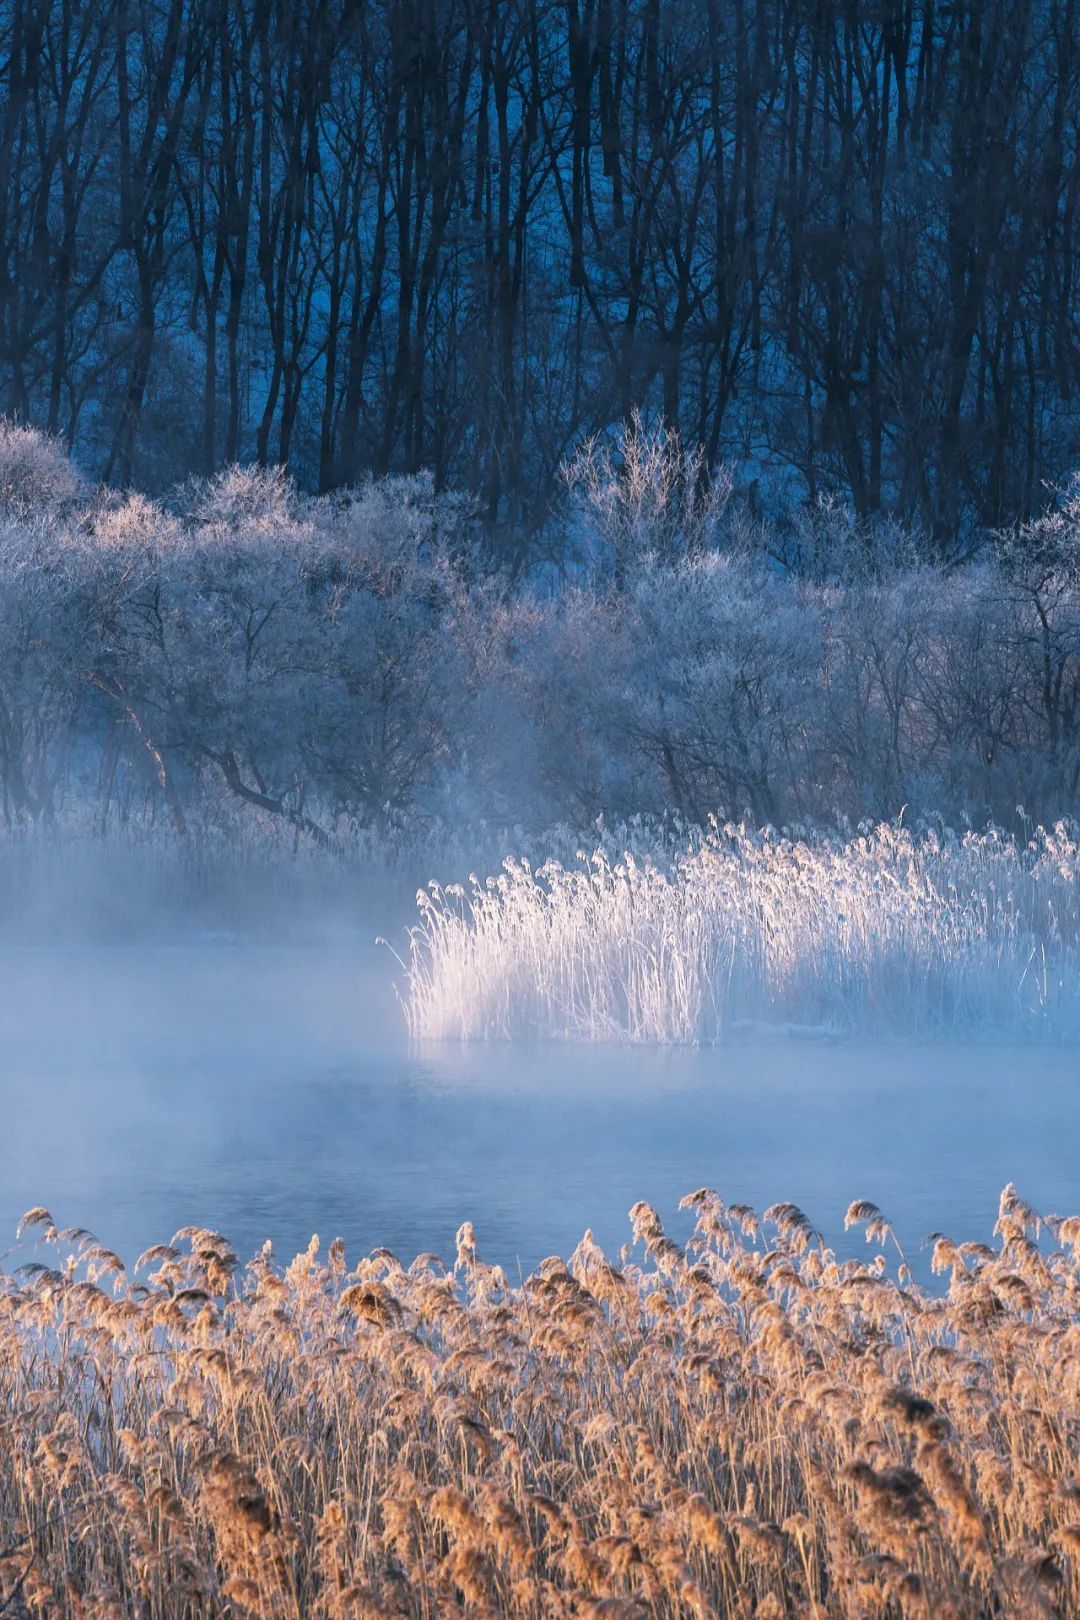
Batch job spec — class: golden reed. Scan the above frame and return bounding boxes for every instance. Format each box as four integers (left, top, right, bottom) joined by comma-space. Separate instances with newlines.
0, 1184, 1077, 1618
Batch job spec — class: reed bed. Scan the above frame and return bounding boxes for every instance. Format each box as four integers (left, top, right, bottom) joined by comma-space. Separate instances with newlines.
403, 821, 1080, 1042
3, 1186, 1080, 1617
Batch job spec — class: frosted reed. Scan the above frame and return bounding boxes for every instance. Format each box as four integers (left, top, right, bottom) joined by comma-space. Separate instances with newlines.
404, 820, 1080, 1042
6, 1184, 1080, 1616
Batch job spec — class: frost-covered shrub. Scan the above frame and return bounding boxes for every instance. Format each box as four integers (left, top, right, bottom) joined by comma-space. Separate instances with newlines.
315, 472, 478, 564
781, 494, 923, 582
178, 462, 300, 540
143, 476, 471, 831
0, 514, 82, 819
0, 422, 84, 519
625, 555, 821, 823
998, 478, 1080, 798
562, 409, 733, 583
6, 417, 1080, 839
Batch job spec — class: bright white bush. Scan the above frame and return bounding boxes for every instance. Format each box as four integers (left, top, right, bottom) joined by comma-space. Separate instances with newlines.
0, 420, 84, 518
180, 462, 300, 540
562, 409, 733, 581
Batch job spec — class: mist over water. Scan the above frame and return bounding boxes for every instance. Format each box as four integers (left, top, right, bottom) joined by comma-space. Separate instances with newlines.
2, 881, 1078, 1283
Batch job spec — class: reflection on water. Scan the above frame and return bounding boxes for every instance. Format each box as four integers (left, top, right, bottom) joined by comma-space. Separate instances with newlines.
1, 942, 1077, 1278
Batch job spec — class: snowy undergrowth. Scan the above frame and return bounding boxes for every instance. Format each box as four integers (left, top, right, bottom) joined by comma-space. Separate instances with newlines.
403, 820, 1080, 1042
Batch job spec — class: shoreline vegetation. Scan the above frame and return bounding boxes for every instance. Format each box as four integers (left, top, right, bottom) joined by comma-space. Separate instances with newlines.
2, 1185, 1077, 1618
6, 423, 1080, 851
404, 820, 1080, 1044
6, 811, 1080, 1045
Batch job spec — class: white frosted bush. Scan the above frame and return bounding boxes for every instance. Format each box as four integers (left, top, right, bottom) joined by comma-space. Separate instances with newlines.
562, 409, 733, 580
0, 421, 84, 518
180, 462, 300, 540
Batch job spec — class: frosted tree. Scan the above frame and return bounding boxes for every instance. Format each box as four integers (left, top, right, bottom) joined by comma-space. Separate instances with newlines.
562, 412, 733, 586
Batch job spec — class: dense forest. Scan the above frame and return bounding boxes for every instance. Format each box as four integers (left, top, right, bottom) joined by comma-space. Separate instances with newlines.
3, 0, 1080, 560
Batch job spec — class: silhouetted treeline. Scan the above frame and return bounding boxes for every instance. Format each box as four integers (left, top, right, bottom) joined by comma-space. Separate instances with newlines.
3, 0, 1080, 557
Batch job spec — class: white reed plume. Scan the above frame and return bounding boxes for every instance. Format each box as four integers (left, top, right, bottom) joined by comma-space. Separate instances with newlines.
403, 819, 1080, 1042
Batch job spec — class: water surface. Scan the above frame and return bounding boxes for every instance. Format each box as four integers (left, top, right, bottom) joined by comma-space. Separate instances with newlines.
1, 941, 1076, 1278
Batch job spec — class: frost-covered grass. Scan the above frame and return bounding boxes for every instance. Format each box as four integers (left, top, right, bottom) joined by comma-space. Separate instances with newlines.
403, 820, 1080, 1042
6, 1184, 1080, 1617
6, 1185, 1080, 1613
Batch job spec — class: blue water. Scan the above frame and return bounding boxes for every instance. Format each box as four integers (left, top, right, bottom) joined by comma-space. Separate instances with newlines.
1, 941, 1077, 1279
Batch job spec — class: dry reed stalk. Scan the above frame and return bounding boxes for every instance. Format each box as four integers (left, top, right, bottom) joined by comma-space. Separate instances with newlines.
0, 1187, 1079, 1615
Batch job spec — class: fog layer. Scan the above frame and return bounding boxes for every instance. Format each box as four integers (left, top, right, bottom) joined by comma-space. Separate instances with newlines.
3, 931, 1076, 1285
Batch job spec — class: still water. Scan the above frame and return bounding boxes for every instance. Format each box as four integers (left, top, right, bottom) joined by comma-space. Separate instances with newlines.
1, 939, 1077, 1278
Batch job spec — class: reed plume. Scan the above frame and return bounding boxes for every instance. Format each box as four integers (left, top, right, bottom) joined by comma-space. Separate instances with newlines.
1, 1185, 1078, 1616
403, 820, 1080, 1042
